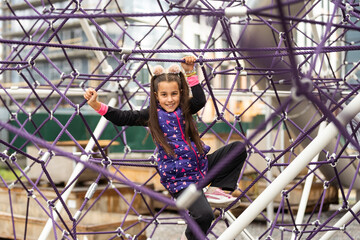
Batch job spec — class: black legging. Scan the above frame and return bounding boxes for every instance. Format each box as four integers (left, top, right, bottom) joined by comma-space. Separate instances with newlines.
174, 141, 247, 240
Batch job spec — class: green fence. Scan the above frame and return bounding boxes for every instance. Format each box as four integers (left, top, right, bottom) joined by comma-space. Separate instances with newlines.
9, 112, 265, 153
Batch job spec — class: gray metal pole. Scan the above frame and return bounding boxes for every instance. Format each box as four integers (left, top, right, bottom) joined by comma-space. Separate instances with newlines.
38, 98, 117, 240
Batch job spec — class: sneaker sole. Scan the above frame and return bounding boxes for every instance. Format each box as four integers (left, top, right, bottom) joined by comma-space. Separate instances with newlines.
208, 200, 241, 209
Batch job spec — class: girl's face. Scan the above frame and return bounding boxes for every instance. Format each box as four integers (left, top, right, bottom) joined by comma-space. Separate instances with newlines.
155, 81, 180, 112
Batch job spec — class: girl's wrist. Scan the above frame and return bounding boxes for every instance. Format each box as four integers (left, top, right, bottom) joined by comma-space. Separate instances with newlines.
91, 101, 101, 111
185, 68, 196, 78
185, 72, 196, 77
95, 102, 108, 116
184, 66, 196, 74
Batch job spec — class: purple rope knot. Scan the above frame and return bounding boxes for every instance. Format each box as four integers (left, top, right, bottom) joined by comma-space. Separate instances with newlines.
281, 190, 289, 199
168, 2, 177, 9
101, 157, 112, 167
10, 153, 17, 162
291, 77, 313, 101
234, 66, 243, 72
266, 71, 274, 80
342, 14, 350, 23
47, 200, 55, 209
71, 69, 79, 78
341, 201, 349, 211
148, 154, 157, 164
61, 230, 70, 239
33, 80, 40, 88
312, 219, 320, 227
10, 113, 17, 121
16, 64, 22, 74
292, 227, 300, 235
27, 189, 34, 198
42, 7, 49, 14
27, 57, 35, 68
279, 32, 286, 40
216, 111, 224, 121
116, 227, 125, 237
197, 55, 204, 66
329, 153, 338, 167
170, 28, 176, 37
121, 53, 130, 63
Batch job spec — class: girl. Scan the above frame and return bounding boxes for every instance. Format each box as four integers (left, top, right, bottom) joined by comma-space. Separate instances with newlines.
84, 56, 247, 240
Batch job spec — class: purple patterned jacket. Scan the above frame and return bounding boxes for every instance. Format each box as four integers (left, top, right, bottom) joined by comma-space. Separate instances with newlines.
157, 106, 210, 193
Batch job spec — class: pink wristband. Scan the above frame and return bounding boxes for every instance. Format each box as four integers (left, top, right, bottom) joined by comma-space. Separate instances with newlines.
96, 103, 108, 116
187, 75, 199, 87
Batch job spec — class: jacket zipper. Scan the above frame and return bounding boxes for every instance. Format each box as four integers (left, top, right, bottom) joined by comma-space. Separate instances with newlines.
173, 111, 204, 178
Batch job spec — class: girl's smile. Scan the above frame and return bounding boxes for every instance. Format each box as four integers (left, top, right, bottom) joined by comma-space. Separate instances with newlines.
155, 81, 180, 112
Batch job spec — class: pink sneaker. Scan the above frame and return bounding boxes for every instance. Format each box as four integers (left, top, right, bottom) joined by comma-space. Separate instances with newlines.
205, 188, 241, 209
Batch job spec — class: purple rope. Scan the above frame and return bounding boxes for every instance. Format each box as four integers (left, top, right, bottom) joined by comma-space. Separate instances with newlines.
0, 10, 226, 21
2, 37, 360, 56
8, 189, 17, 239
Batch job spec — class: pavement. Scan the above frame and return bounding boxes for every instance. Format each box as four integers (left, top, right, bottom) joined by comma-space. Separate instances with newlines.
145, 203, 360, 240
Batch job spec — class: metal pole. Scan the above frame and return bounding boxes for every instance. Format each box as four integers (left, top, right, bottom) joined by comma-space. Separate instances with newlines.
265, 95, 274, 225
217, 93, 360, 240
290, 121, 327, 240
224, 211, 254, 240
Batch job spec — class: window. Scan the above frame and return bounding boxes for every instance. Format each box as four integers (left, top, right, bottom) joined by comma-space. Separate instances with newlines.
193, 14, 200, 24
209, 37, 215, 49
220, 66, 227, 89
195, 34, 201, 49
222, 38, 230, 48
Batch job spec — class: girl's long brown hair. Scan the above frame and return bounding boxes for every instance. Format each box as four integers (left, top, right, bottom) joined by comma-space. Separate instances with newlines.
148, 72, 205, 156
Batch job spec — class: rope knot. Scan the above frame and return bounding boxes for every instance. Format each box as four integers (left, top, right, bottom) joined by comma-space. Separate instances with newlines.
198, 55, 204, 67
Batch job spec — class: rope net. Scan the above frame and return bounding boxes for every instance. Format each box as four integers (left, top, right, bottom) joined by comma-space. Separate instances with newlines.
0, 0, 359, 239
